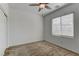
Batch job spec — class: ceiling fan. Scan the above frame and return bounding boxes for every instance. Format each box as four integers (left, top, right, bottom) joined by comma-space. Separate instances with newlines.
29, 3, 51, 12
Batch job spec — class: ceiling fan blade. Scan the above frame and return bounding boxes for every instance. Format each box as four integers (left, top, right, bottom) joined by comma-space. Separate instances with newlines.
55, 5, 60, 8
45, 6, 51, 9
29, 4, 39, 6
41, 3, 48, 4
38, 8, 42, 12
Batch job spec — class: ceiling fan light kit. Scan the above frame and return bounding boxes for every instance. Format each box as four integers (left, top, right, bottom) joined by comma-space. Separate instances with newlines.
29, 3, 51, 12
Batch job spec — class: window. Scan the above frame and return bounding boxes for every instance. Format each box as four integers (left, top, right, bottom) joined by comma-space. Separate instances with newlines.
52, 17, 61, 35
52, 13, 74, 37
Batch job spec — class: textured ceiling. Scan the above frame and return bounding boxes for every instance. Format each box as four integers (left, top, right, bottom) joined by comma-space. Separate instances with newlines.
9, 3, 68, 16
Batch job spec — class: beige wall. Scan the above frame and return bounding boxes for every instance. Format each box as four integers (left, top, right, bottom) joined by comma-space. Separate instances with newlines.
8, 8, 43, 46
44, 4, 79, 53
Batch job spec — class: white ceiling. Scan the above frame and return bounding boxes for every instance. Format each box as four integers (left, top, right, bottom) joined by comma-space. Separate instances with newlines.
9, 3, 67, 16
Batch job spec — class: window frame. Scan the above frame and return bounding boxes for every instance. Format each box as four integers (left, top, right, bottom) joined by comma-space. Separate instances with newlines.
51, 12, 74, 38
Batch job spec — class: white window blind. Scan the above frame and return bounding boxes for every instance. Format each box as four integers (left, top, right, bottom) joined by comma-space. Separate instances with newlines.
52, 13, 74, 37
52, 17, 61, 35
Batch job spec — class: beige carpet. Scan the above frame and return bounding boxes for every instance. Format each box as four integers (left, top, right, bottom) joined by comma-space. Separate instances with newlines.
4, 41, 79, 56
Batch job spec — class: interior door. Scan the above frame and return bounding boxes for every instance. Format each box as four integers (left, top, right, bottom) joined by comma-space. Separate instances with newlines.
0, 8, 7, 55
